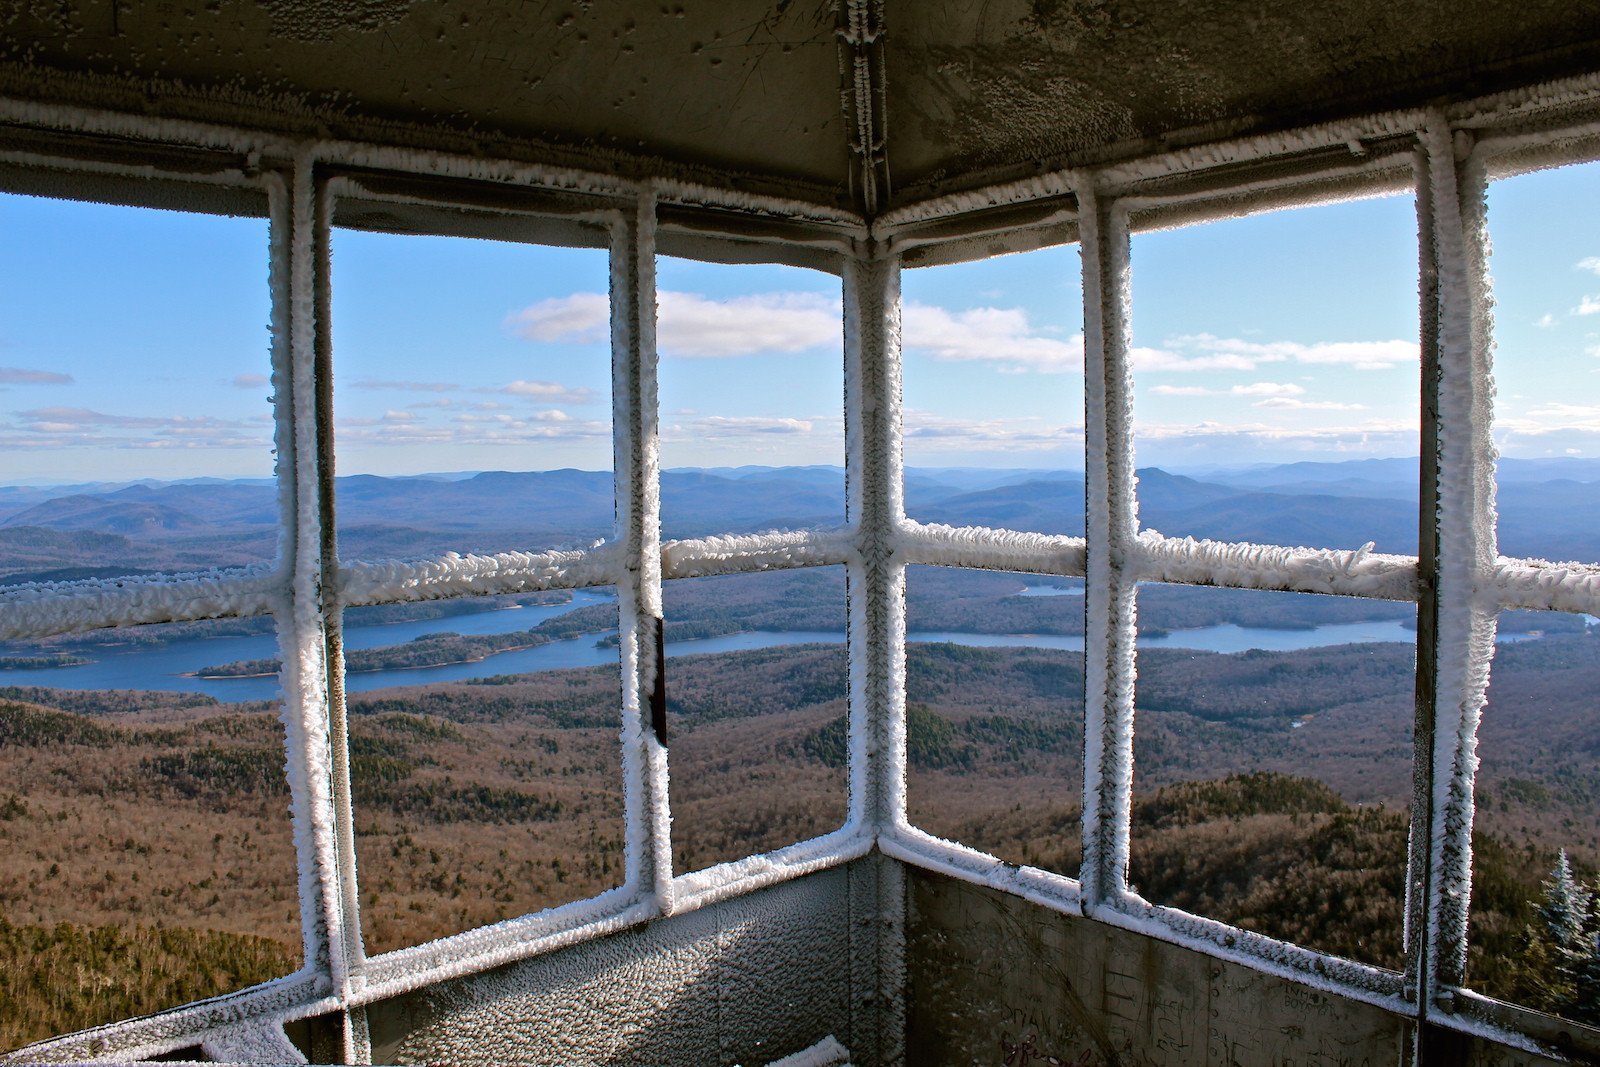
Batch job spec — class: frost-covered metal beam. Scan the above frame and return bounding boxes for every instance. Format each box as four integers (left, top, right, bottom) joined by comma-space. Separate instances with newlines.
671, 827, 875, 915
1078, 179, 1138, 910
895, 521, 1087, 575
1417, 116, 1499, 1011
662, 528, 856, 579
0, 565, 279, 641
307, 164, 376, 1062
0, 98, 869, 237
1487, 555, 1600, 615
844, 251, 906, 837
1404, 140, 1445, 1017
842, 242, 911, 1067
336, 545, 622, 607
611, 190, 675, 916
260, 158, 374, 1063
1135, 533, 1419, 602
0, 972, 332, 1064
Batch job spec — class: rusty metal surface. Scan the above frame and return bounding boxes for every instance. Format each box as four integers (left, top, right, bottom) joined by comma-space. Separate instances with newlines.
904, 867, 1561, 1066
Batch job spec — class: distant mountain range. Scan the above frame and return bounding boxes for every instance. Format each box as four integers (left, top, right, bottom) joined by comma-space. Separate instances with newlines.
3, 458, 1600, 580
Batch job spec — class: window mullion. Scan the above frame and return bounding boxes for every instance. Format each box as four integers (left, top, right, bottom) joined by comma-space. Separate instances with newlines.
843, 251, 906, 833
1405, 141, 1444, 1015
311, 169, 378, 1062
271, 156, 366, 1024
1078, 180, 1138, 909
612, 189, 673, 912
1417, 115, 1500, 1017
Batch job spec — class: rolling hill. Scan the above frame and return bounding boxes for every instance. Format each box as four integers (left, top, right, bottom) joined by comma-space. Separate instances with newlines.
5, 458, 1600, 580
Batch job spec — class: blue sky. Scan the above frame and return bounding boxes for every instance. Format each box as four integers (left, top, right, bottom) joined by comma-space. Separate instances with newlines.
1, 160, 1597, 482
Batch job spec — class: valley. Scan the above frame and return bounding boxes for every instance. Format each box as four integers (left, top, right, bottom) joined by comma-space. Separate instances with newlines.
3, 458, 1600, 1049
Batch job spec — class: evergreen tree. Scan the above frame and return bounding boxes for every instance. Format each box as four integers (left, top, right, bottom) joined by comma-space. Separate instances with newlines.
1540, 850, 1591, 950
1504, 849, 1600, 1023
1566, 871, 1600, 1025
1502, 920, 1567, 1012
1501, 850, 1593, 1015
1567, 943, 1600, 1024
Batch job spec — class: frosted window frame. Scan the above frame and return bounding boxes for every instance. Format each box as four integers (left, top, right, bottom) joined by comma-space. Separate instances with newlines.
2, 94, 1600, 1061
883, 134, 1600, 1056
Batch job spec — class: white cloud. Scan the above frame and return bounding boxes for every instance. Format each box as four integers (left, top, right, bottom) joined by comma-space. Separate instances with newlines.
508, 291, 840, 357
1231, 382, 1305, 398
339, 410, 611, 448
1575, 295, 1600, 316
510, 292, 1414, 384
506, 292, 610, 344
499, 380, 598, 405
1516, 402, 1600, 429
231, 373, 269, 389
1137, 418, 1414, 445
1149, 385, 1215, 396
1141, 333, 1411, 373
20, 406, 167, 428
7, 406, 267, 450
680, 415, 815, 435
902, 409, 1084, 453
0, 366, 72, 385
658, 292, 838, 357
1132, 346, 1264, 372
902, 303, 1083, 372
1252, 397, 1367, 411
1578, 257, 1600, 276
1536, 313, 1557, 329
1164, 333, 1417, 371
1495, 404, 1600, 458
351, 377, 459, 392
512, 290, 1084, 371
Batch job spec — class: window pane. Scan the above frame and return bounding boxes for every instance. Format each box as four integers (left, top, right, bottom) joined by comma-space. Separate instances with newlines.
655, 257, 844, 539
1467, 610, 1600, 1023
1488, 159, 1600, 563
0, 192, 275, 582
902, 247, 1086, 536
0, 625, 298, 1051
1130, 195, 1420, 554
904, 566, 1085, 878
1470, 158, 1600, 1021
331, 226, 613, 561
662, 568, 848, 872
333, 588, 625, 955
1129, 584, 1416, 970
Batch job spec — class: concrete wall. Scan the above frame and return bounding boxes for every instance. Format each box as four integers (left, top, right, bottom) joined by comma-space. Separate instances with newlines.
903, 867, 1562, 1067
365, 858, 900, 1066
360, 858, 1569, 1066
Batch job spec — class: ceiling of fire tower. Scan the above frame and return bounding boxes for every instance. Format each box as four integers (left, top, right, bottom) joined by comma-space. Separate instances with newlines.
3, 0, 1599, 213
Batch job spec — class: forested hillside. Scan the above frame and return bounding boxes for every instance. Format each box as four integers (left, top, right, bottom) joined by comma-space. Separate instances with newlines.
6, 456, 1600, 1049
4, 631, 1596, 1048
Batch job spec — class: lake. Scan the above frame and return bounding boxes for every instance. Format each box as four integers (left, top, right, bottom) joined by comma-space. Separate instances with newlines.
0, 590, 1428, 702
